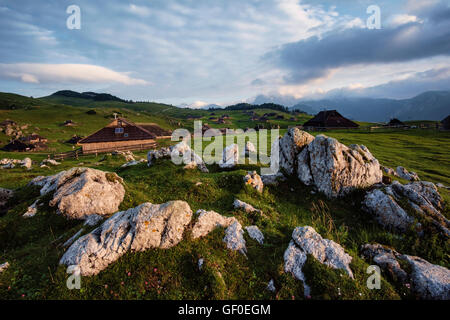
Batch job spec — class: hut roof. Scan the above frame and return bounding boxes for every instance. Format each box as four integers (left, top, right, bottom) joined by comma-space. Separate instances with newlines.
1, 140, 34, 152
442, 115, 450, 129
388, 118, 405, 126
303, 110, 359, 128
79, 118, 156, 144
136, 123, 172, 137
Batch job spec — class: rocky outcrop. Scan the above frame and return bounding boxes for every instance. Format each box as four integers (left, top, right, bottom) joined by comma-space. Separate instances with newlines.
191, 209, 237, 239
219, 144, 239, 169
29, 168, 125, 220
113, 150, 135, 162
192, 209, 246, 255
233, 199, 262, 215
297, 135, 383, 198
284, 226, 353, 296
363, 181, 449, 236
245, 226, 264, 244
396, 166, 420, 181
277, 128, 314, 176
362, 243, 450, 300
243, 171, 263, 193
148, 142, 208, 173
1, 158, 32, 169
60, 201, 193, 276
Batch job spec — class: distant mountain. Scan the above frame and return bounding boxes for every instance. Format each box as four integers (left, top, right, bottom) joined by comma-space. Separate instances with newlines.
47, 90, 130, 103
289, 91, 450, 122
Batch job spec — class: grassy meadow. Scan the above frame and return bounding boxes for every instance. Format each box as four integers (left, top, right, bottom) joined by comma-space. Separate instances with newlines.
0, 93, 449, 300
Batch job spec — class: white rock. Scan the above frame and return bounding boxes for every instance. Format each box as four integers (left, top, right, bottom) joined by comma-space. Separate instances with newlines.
21, 157, 32, 169
243, 171, 263, 193
191, 209, 237, 239
298, 135, 383, 198
284, 226, 353, 296
83, 214, 103, 226
244, 141, 256, 156
60, 200, 193, 276
120, 160, 140, 168
233, 199, 262, 215
396, 166, 420, 181
219, 144, 239, 168
267, 279, 276, 293
23, 199, 39, 218
198, 258, 204, 271
40, 159, 60, 166
223, 221, 247, 255
29, 168, 125, 220
245, 226, 264, 244
0, 262, 9, 273
278, 128, 314, 176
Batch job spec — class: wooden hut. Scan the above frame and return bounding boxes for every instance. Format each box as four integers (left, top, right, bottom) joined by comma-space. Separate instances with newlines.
303, 110, 359, 129
78, 118, 157, 154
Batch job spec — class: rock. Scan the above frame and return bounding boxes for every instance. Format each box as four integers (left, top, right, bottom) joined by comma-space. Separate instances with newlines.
233, 199, 262, 215
260, 172, 286, 186
243, 171, 263, 193
23, 199, 39, 218
245, 226, 264, 244
244, 141, 257, 156
191, 209, 237, 239
382, 166, 397, 176
148, 142, 208, 173
297, 135, 383, 198
363, 188, 414, 231
83, 214, 103, 226
364, 181, 449, 236
198, 258, 204, 271
40, 159, 60, 166
147, 147, 171, 166
21, 157, 32, 169
436, 183, 449, 190
113, 150, 135, 162
361, 243, 450, 300
120, 160, 140, 168
219, 144, 239, 168
29, 168, 125, 219
267, 279, 276, 293
284, 226, 353, 295
183, 161, 198, 170
396, 166, 420, 181
223, 221, 247, 255
278, 128, 314, 175
0, 187, 13, 213
60, 201, 193, 276
0, 262, 9, 273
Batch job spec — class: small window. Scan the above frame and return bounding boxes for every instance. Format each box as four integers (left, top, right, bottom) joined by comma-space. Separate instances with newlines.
115, 127, 124, 134
124, 133, 129, 137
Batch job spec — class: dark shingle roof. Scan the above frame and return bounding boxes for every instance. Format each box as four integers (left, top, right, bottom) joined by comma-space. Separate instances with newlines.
79, 118, 156, 144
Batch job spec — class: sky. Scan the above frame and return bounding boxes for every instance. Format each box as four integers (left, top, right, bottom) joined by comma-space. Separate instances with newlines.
0, 0, 449, 107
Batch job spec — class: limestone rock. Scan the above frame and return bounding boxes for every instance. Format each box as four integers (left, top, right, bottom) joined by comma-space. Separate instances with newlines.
297, 135, 383, 198
191, 209, 237, 239
223, 221, 247, 255
219, 144, 239, 169
148, 142, 208, 173
243, 171, 263, 193
113, 150, 135, 162
23, 199, 40, 218
245, 141, 256, 156
278, 128, 314, 175
396, 166, 420, 181
361, 243, 450, 300
233, 199, 262, 215
40, 159, 60, 166
83, 214, 103, 226
21, 157, 32, 169
245, 225, 264, 244
260, 172, 286, 186
29, 168, 125, 219
284, 226, 353, 296
147, 147, 171, 166
60, 201, 193, 276
267, 279, 276, 292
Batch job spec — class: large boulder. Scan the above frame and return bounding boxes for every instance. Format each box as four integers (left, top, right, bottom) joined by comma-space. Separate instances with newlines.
60, 201, 193, 276
396, 166, 420, 181
29, 168, 125, 220
277, 128, 314, 175
219, 144, 239, 169
361, 243, 450, 300
284, 226, 353, 296
363, 181, 449, 236
297, 135, 383, 198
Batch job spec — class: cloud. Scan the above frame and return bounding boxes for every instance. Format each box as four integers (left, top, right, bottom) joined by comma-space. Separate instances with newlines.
0, 63, 149, 85
268, 1, 450, 84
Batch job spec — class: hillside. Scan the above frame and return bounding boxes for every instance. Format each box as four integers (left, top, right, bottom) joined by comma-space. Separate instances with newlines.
289, 91, 450, 122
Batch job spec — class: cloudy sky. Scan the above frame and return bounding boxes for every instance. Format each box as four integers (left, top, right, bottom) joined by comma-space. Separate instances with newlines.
0, 0, 449, 107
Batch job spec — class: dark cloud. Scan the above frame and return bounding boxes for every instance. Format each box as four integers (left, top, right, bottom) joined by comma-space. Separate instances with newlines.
269, 2, 450, 84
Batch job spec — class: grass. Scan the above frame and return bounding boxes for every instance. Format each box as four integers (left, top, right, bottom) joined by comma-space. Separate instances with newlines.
0, 92, 449, 300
